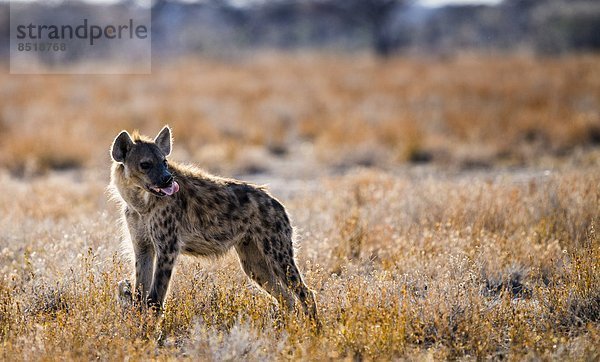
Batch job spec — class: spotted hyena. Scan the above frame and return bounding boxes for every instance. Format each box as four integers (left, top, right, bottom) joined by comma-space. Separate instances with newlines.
110, 126, 318, 323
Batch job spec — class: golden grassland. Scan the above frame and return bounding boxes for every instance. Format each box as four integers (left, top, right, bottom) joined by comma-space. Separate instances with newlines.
0, 53, 598, 175
0, 53, 599, 360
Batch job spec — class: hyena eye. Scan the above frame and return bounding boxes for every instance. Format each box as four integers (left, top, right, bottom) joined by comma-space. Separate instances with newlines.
140, 161, 152, 170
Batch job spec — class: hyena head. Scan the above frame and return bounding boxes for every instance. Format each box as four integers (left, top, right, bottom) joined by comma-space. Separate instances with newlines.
110, 126, 179, 197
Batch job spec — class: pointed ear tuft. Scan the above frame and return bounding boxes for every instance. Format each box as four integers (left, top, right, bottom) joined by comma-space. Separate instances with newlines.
154, 125, 172, 156
111, 131, 133, 163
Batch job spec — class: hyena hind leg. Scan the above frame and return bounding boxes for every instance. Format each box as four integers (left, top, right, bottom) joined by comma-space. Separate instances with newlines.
274, 258, 320, 325
234, 241, 295, 311
257, 236, 320, 326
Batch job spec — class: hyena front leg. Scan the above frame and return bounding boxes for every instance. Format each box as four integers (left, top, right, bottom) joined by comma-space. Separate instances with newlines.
133, 240, 155, 303
119, 244, 154, 307
147, 241, 179, 310
126, 210, 155, 304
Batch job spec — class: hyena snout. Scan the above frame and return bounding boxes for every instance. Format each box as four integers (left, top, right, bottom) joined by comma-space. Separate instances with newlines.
148, 166, 173, 187
147, 167, 179, 196
159, 173, 173, 187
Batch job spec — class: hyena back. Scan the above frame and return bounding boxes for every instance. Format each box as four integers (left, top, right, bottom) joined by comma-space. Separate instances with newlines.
110, 126, 318, 322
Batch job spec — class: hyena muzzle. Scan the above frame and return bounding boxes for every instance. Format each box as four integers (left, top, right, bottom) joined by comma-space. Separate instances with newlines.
110, 126, 319, 323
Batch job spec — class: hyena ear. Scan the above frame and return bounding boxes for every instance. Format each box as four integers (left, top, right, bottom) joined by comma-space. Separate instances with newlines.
154, 125, 172, 156
111, 131, 134, 163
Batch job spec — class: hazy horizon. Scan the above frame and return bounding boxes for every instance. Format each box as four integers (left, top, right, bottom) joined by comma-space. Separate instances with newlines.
6, 0, 504, 7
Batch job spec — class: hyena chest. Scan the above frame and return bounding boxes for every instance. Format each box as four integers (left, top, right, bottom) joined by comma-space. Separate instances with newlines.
146, 207, 180, 250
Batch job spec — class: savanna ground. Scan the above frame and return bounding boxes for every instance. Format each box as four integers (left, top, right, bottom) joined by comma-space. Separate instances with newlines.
0, 53, 599, 360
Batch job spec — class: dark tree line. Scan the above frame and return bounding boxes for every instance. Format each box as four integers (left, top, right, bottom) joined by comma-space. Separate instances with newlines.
1, 0, 599, 58
308, 0, 411, 57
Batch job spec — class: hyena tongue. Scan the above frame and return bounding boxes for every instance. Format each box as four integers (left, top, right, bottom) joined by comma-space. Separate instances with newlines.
160, 181, 180, 196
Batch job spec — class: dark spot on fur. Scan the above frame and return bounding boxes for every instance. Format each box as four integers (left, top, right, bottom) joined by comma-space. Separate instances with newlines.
271, 199, 285, 213
261, 218, 272, 229
226, 200, 237, 216
271, 238, 280, 247
274, 221, 283, 232
258, 203, 269, 216
263, 240, 271, 252
232, 184, 253, 206
204, 198, 215, 209
158, 268, 172, 280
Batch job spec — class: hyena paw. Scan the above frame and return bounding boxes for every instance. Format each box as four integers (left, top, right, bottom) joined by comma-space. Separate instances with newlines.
117, 279, 133, 307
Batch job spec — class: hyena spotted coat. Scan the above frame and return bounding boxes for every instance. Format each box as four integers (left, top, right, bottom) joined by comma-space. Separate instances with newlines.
110, 126, 318, 322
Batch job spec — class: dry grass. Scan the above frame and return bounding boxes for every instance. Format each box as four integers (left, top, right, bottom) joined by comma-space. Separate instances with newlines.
0, 53, 599, 360
0, 53, 598, 175
0, 165, 598, 360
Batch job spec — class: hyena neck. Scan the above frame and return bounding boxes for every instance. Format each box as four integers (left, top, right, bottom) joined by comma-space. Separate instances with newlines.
111, 162, 158, 214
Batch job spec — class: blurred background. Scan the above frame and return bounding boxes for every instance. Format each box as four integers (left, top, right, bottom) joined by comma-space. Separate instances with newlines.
0, 0, 599, 178
1, 2, 600, 359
